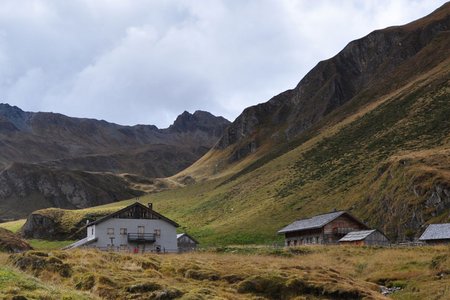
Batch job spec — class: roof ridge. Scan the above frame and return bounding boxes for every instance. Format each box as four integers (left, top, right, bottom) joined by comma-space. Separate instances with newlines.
295, 210, 345, 221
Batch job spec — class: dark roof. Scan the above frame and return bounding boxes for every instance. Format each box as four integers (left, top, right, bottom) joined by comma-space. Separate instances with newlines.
87, 202, 179, 227
278, 211, 367, 234
62, 237, 98, 250
177, 233, 199, 244
339, 230, 377, 242
419, 223, 450, 241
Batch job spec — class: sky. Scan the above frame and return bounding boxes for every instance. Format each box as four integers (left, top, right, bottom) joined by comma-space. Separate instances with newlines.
0, 0, 446, 128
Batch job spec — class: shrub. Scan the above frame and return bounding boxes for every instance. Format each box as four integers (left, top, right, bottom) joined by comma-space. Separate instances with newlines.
237, 275, 285, 298
75, 273, 95, 290
126, 282, 162, 293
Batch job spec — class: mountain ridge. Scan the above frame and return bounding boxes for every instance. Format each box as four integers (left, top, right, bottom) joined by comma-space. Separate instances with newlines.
0, 105, 230, 218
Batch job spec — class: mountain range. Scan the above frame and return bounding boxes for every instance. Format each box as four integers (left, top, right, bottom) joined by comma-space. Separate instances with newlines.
0, 105, 229, 219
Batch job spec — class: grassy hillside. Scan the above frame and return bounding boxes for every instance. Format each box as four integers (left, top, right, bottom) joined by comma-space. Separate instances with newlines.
2, 246, 450, 299
20, 55, 450, 245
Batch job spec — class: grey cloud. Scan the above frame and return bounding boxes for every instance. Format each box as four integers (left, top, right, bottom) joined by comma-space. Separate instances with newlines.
0, 0, 446, 127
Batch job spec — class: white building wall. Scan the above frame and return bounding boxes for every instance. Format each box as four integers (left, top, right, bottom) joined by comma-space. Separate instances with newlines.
87, 225, 96, 240
87, 218, 177, 252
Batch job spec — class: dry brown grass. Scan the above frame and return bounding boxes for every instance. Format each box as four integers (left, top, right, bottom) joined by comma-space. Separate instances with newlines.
3, 245, 450, 299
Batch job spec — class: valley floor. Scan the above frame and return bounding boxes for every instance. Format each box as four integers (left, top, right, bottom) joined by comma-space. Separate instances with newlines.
0, 245, 449, 300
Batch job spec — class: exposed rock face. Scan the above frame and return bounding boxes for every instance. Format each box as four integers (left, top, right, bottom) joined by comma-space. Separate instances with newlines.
0, 106, 230, 218
21, 213, 61, 240
424, 183, 450, 218
169, 110, 230, 137
0, 163, 144, 219
0, 227, 32, 252
216, 3, 450, 162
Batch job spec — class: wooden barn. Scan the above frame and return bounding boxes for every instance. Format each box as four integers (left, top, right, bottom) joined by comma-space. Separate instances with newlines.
177, 233, 199, 252
278, 211, 369, 246
419, 223, 450, 244
339, 229, 390, 246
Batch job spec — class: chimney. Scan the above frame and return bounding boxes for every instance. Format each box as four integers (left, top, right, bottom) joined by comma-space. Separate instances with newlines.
148, 203, 153, 210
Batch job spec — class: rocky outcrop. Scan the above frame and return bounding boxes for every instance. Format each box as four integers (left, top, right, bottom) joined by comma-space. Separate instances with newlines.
21, 213, 61, 240
216, 3, 450, 163
0, 228, 32, 252
423, 183, 450, 218
0, 163, 144, 219
169, 110, 230, 137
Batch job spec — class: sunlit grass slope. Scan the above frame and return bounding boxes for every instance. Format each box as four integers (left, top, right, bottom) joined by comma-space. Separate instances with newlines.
0, 219, 26, 233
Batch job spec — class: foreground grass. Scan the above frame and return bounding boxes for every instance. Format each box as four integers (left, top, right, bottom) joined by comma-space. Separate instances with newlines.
3, 245, 450, 299
0, 253, 93, 300
28, 239, 75, 251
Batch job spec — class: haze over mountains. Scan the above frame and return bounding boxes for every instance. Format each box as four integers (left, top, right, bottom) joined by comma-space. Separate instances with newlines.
0, 105, 229, 218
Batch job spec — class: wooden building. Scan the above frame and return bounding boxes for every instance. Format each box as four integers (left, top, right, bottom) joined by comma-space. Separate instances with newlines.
339, 229, 390, 246
177, 233, 199, 252
278, 211, 369, 246
419, 223, 450, 244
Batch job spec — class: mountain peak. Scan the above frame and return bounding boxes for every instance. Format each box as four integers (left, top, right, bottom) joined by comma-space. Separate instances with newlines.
0, 103, 30, 131
169, 110, 230, 134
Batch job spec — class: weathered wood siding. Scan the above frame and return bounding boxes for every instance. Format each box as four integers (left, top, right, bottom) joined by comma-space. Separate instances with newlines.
283, 213, 369, 246
363, 230, 390, 246
424, 239, 450, 245
323, 215, 367, 235
178, 235, 198, 252
285, 228, 323, 245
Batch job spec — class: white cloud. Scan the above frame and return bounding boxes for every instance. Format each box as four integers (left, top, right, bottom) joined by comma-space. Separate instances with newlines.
0, 0, 446, 127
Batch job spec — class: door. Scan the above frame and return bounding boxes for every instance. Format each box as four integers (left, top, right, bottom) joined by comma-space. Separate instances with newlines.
138, 226, 145, 238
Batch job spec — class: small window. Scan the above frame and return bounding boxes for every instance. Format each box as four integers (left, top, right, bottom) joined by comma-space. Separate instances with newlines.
154, 229, 161, 237
91, 227, 94, 235
120, 228, 127, 235
107, 228, 114, 235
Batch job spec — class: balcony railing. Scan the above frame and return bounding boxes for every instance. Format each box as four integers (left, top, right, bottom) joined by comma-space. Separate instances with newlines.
127, 233, 156, 243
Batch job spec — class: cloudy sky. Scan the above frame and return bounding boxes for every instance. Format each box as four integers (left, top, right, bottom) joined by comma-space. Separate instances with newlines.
0, 0, 446, 127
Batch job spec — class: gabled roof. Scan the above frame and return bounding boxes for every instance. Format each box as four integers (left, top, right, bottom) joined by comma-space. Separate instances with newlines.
339, 230, 377, 242
177, 233, 199, 244
278, 211, 367, 234
419, 223, 450, 241
62, 237, 98, 250
87, 202, 179, 227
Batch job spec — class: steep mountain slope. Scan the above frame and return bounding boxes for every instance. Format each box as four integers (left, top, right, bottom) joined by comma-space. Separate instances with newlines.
16, 3, 450, 244
178, 2, 450, 180
0, 107, 229, 218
